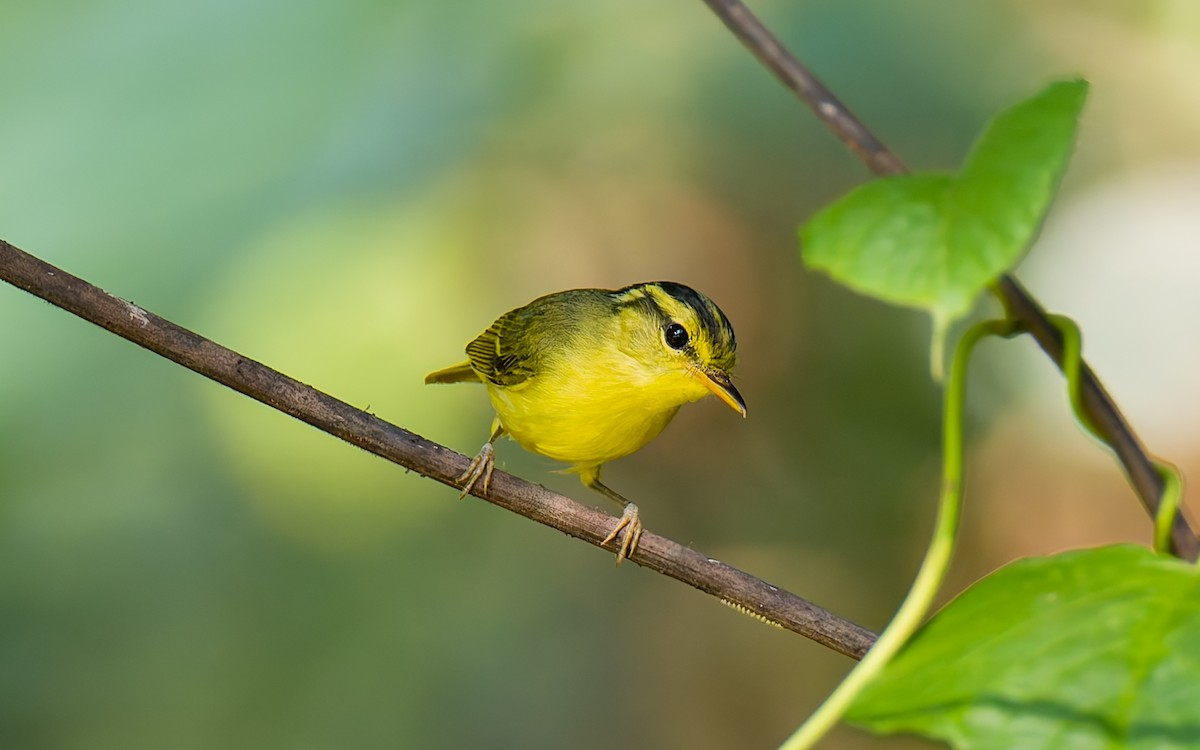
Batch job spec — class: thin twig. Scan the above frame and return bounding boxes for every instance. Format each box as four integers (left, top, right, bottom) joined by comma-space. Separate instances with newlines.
0, 238, 876, 660
699, 0, 1198, 560
699, 0, 906, 177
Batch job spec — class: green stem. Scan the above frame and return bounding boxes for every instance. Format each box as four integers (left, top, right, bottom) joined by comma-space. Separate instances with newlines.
777, 320, 1016, 750
1049, 314, 1098, 437
1154, 465, 1183, 559
1048, 315, 1183, 556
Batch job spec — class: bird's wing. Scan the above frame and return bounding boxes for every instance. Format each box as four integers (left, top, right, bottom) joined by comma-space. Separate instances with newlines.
465, 307, 543, 387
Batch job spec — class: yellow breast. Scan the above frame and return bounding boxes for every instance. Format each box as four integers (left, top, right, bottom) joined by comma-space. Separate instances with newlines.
485, 343, 710, 471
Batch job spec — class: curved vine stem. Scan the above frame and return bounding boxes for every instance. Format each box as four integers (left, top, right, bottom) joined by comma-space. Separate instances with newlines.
777, 319, 1019, 750
1048, 314, 1183, 556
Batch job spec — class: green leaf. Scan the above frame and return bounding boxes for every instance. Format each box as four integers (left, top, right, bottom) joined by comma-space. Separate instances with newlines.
800, 78, 1088, 329
847, 545, 1200, 749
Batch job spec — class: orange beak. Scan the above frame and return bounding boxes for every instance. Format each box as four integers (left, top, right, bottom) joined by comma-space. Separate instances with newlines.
693, 368, 747, 417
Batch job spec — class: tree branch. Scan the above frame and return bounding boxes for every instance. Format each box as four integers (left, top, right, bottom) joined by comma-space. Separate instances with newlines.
699, 0, 1198, 561
0, 238, 876, 660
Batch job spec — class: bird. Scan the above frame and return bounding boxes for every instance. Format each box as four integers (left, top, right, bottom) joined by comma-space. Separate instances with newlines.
425, 281, 746, 563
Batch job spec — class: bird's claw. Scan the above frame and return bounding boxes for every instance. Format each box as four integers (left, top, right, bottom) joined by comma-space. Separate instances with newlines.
458, 442, 496, 498
601, 503, 643, 565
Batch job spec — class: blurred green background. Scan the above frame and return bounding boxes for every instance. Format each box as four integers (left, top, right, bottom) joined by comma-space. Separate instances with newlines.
2, 1, 1199, 748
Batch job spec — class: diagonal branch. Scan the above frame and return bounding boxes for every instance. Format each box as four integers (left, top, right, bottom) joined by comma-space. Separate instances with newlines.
0, 238, 876, 660
699, 0, 1198, 561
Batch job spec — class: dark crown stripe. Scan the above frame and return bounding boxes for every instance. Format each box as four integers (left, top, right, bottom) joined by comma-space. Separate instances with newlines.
655, 281, 727, 342
614, 283, 670, 325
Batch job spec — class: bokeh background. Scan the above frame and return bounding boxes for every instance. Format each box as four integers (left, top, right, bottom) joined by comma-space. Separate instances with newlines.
2, 1, 1199, 748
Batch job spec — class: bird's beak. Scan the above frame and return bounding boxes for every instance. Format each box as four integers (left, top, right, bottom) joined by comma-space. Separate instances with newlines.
693, 368, 747, 417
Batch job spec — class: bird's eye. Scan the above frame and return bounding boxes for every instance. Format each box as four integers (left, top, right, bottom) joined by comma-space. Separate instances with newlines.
664, 322, 689, 350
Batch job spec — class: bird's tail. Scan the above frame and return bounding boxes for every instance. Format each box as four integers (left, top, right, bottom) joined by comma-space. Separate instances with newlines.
424, 361, 481, 384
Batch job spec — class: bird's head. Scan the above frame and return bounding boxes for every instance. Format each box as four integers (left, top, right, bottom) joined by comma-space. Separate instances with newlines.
612, 281, 746, 416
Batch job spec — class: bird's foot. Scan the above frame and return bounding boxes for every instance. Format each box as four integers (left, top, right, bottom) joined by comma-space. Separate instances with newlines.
601, 503, 643, 565
457, 442, 496, 498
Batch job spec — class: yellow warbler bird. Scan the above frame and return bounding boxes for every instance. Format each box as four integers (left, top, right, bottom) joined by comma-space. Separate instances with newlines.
425, 281, 746, 563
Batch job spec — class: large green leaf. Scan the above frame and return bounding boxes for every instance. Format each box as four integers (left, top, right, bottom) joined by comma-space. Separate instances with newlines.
847, 545, 1200, 749
800, 78, 1088, 328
